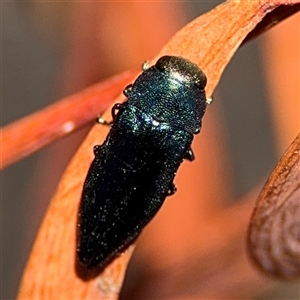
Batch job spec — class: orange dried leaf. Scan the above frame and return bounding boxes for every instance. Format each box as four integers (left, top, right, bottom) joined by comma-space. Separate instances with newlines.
17, 1, 300, 299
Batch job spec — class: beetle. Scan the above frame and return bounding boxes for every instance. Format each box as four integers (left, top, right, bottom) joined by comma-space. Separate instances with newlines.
77, 55, 208, 269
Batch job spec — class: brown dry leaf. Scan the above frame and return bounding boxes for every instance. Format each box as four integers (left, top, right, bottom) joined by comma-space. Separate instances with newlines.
248, 133, 300, 279
17, 1, 300, 299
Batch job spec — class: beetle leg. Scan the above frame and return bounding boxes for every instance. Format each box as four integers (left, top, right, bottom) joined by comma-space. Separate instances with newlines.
111, 103, 122, 119
96, 116, 112, 126
206, 97, 213, 105
112, 103, 126, 120
184, 148, 195, 161
167, 182, 177, 196
93, 145, 104, 155
96, 103, 125, 126
142, 60, 149, 71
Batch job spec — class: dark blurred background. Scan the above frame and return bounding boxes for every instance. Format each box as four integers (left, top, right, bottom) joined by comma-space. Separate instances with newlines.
1, 2, 299, 299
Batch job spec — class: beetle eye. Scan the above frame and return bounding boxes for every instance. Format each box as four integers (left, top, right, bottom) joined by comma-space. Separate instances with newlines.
155, 56, 172, 71
194, 72, 207, 90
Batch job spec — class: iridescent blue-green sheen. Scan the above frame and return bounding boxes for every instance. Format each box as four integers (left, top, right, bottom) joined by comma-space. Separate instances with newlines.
77, 56, 207, 269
